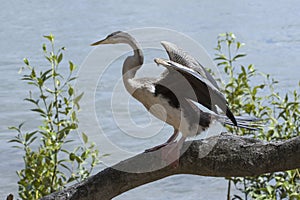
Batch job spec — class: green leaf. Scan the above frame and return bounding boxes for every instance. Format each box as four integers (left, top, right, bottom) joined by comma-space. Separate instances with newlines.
8, 126, 20, 132
27, 136, 37, 146
40, 94, 47, 100
23, 58, 29, 65
233, 54, 246, 61
25, 131, 37, 142
71, 111, 77, 122
57, 132, 66, 140
18, 66, 24, 74
68, 77, 77, 82
214, 54, 228, 61
31, 108, 46, 115
30, 68, 36, 79
82, 132, 88, 144
47, 102, 53, 114
41, 69, 52, 81
74, 92, 84, 110
57, 53, 63, 64
75, 156, 83, 163
69, 153, 76, 161
60, 163, 72, 173
43, 34, 54, 42
69, 61, 76, 71
266, 185, 274, 194
24, 98, 39, 105
56, 79, 60, 87
217, 61, 228, 66
8, 138, 23, 144
236, 42, 245, 49
42, 43, 47, 52
37, 78, 44, 86
68, 86, 74, 96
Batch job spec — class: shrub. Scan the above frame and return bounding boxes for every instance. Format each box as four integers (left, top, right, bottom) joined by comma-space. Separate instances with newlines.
9, 34, 99, 199
215, 32, 300, 200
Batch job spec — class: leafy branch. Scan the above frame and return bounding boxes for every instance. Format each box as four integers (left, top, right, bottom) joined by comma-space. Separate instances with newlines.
9, 34, 99, 200
215, 32, 300, 200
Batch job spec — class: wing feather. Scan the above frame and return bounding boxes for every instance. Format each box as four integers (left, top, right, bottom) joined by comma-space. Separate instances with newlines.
154, 58, 237, 125
160, 41, 220, 89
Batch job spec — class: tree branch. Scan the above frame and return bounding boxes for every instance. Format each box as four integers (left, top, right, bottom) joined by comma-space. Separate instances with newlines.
41, 133, 300, 200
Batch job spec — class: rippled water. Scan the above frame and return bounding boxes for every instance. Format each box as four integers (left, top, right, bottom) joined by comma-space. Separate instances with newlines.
1, 0, 299, 199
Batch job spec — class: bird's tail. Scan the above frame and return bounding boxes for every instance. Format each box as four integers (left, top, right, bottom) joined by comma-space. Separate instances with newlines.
216, 115, 264, 131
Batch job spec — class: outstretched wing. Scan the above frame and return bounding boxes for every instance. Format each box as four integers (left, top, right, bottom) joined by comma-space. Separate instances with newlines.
160, 41, 220, 90
154, 58, 237, 126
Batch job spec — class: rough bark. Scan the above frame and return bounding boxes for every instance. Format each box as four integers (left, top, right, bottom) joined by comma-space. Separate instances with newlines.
41, 133, 300, 200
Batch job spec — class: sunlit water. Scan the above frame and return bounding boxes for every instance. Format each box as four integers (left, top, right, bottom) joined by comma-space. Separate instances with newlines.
0, 0, 299, 199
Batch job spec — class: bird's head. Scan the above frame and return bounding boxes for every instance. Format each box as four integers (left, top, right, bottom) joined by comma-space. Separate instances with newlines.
91, 31, 131, 46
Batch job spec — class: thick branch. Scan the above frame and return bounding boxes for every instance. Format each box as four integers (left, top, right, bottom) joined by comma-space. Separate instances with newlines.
41, 133, 300, 200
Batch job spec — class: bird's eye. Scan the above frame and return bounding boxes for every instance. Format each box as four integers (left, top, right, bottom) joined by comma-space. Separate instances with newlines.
108, 31, 122, 38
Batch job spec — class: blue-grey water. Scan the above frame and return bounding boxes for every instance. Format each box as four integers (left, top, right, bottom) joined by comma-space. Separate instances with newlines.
1, 0, 300, 199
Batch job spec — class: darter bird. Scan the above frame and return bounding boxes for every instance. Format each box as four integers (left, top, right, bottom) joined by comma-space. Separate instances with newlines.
91, 31, 260, 165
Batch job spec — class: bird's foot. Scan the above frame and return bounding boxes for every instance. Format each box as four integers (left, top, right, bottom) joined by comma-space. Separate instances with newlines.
144, 142, 181, 168
161, 142, 181, 168
144, 142, 171, 153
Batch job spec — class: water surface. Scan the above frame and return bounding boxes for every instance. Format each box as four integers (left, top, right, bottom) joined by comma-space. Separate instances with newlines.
0, 0, 299, 199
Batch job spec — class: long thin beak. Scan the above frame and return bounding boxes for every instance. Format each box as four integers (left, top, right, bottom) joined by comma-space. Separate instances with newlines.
154, 58, 169, 66
90, 38, 109, 46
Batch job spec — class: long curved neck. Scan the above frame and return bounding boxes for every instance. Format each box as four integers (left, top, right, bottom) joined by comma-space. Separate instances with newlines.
121, 36, 144, 94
